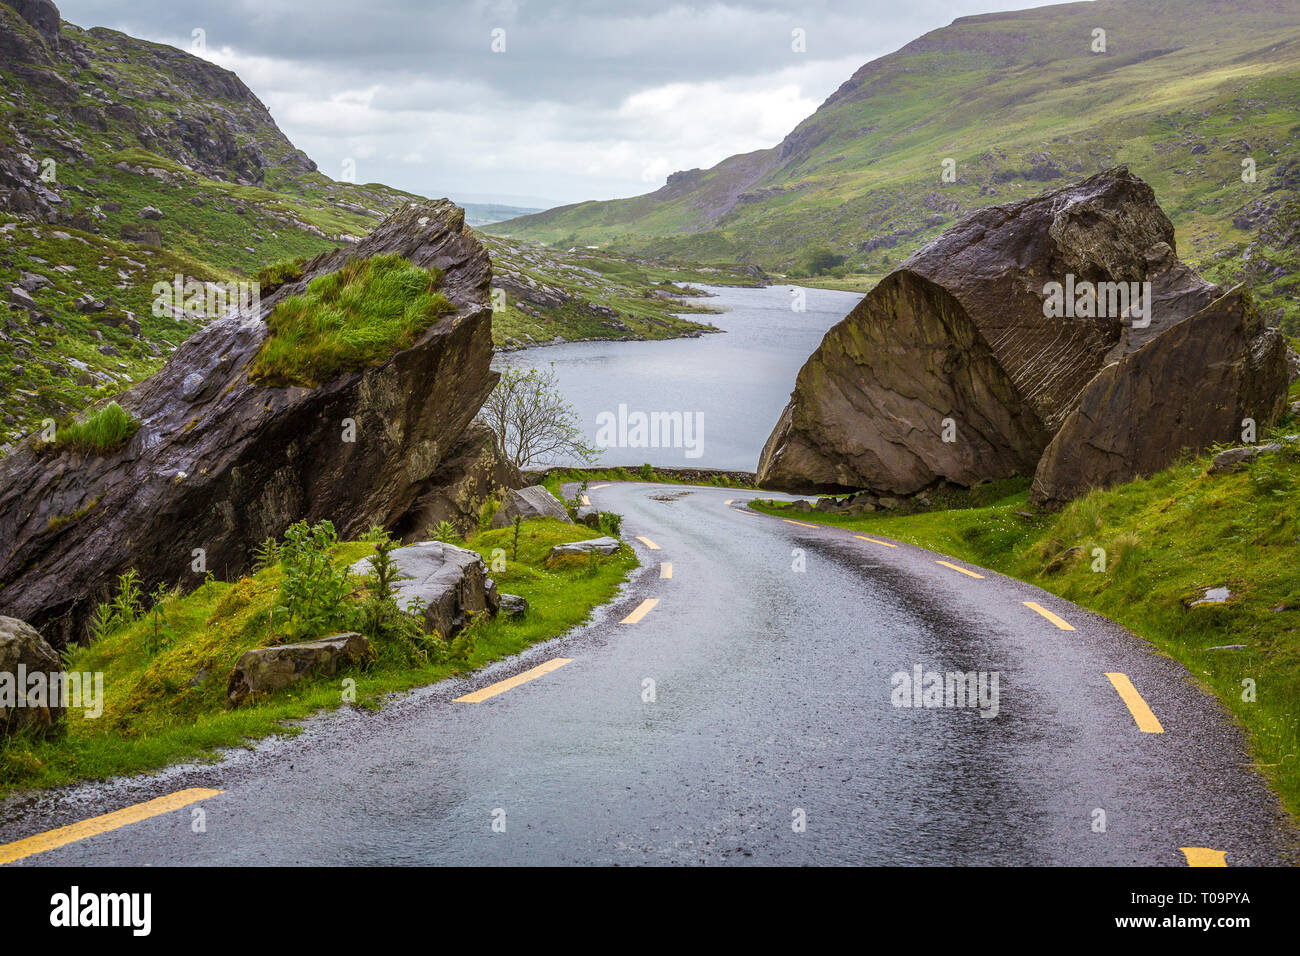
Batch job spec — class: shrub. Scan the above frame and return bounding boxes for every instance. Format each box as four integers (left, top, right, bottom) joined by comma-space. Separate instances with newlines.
355, 537, 440, 664
276, 520, 355, 640
50, 402, 139, 454
428, 520, 463, 545
597, 511, 623, 537
89, 568, 145, 641
250, 254, 455, 387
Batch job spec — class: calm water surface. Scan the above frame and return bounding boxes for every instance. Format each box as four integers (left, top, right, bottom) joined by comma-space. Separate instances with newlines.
495, 284, 863, 470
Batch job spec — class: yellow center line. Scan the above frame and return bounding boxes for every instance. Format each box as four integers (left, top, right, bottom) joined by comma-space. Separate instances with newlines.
724, 499, 734, 505
1023, 601, 1076, 630
784, 519, 817, 528
635, 536, 661, 550
1180, 847, 1227, 867
590, 484, 611, 490
660, 561, 672, 579
454, 657, 572, 703
0, 787, 224, 866
1105, 672, 1165, 733
854, 535, 898, 548
620, 598, 659, 624
936, 559, 984, 579
580, 494, 591, 506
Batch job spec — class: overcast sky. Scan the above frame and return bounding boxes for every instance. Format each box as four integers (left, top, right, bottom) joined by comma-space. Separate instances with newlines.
57, 0, 1037, 208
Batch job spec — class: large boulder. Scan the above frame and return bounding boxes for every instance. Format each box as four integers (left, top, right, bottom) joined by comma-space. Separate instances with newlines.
349, 541, 498, 640
758, 168, 1290, 503
0, 200, 502, 647
1030, 287, 1289, 506
490, 484, 572, 528
0, 615, 65, 738
227, 632, 372, 708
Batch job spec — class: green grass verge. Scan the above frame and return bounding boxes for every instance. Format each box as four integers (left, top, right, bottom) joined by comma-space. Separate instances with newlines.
750, 434, 1300, 819
250, 254, 456, 387
0, 519, 636, 797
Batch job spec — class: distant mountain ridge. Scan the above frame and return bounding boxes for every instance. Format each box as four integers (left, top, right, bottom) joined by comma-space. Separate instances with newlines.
489, 0, 1300, 332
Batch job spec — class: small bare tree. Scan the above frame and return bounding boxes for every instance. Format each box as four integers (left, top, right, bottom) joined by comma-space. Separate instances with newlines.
479, 364, 599, 468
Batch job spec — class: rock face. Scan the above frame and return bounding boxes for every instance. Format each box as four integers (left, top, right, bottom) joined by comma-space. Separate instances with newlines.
490, 484, 571, 528
349, 541, 499, 640
0, 200, 511, 647
0, 615, 65, 738
758, 168, 1290, 505
1031, 288, 1289, 506
227, 632, 371, 708
394, 422, 521, 541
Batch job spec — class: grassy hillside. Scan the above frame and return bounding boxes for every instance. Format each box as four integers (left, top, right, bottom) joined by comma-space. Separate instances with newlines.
750, 381, 1300, 818
0, 516, 636, 796
0, 4, 751, 449
489, 0, 1300, 332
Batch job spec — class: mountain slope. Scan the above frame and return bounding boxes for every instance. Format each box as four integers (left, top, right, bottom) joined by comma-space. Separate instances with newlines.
0, 0, 748, 448
488, 0, 1300, 330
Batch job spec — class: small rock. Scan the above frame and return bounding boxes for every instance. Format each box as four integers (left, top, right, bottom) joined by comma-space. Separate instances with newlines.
1186, 586, 1233, 607
138, 205, 163, 220
547, 537, 621, 559
499, 594, 529, 618
350, 541, 498, 639
227, 632, 372, 707
490, 485, 572, 528
0, 616, 66, 739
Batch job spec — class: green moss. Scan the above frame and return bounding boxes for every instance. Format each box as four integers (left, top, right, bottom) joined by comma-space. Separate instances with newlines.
250, 254, 456, 387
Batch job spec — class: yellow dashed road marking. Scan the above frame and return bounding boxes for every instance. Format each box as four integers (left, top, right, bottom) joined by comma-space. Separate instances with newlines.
621, 598, 659, 624
454, 658, 572, 703
580, 494, 591, 506
936, 560, 984, 579
1023, 601, 1076, 630
590, 484, 611, 490
660, 561, 672, 579
784, 519, 817, 528
854, 535, 898, 548
636, 536, 661, 550
724, 499, 734, 505
0, 788, 224, 866
1180, 847, 1227, 867
1105, 672, 1165, 733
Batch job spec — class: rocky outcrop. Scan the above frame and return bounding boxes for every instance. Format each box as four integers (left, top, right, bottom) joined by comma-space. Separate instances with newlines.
490, 485, 571, 528
1031, 287, 1289, 506
0, 614, 65, 738
758, 168, 1291, 505
0, 200, 506, 647
395, 423, 521, 541
349, 541, 499, 639
227, 632, 372, 708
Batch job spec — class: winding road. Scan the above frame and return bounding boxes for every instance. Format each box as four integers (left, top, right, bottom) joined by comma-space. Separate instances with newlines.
1, 482, 1295, 866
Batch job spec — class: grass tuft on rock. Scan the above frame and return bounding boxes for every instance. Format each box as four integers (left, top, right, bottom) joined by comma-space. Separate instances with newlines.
250, 253, 456, 387
49, 401, 140, 454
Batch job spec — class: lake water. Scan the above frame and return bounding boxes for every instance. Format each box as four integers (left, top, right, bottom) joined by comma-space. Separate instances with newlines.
494, 284, 864, 471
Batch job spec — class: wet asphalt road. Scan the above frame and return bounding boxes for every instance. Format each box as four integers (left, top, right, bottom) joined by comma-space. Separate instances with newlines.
1, 482, 1296, 866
